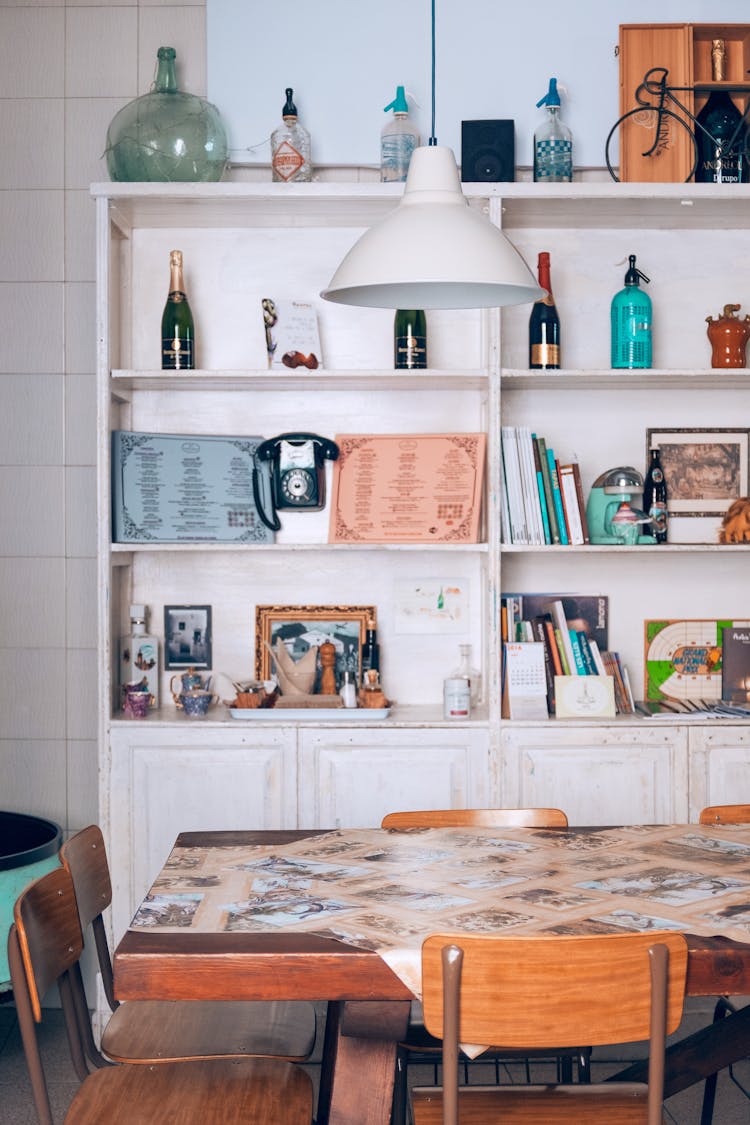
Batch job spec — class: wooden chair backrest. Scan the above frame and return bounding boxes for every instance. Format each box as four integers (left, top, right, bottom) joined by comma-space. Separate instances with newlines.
421, 931, 687, 1050
59, 824, 113, 929
699, 804, 750, 825
382, 808, 568, 829
13, 865, 84, 1023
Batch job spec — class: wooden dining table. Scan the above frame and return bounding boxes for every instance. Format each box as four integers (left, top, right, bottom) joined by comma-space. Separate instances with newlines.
113, 824, 750, 1125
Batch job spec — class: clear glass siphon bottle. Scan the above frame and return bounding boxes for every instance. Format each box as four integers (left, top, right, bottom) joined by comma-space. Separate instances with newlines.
394, 310, 427, 369
528, 252, 560, 369
271, 88, 312, 183
161, 250, 194, 370
533, 78, 572, 183
119, 605, 159, 707
642, 446, 668, 544
611, 254, 652, 369
450, 644, 481, 707
381, 86, 420, 182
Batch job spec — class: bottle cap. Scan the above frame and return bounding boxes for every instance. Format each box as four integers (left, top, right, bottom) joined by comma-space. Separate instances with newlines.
384, 86, 409, 114
624, 254, 649, 286
536, 78, 561, 109
129, 604, 146, 619
282, 87, 297, 117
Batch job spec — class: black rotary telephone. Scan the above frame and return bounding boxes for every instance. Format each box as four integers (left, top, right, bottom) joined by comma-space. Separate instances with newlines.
252, 432, 339, 531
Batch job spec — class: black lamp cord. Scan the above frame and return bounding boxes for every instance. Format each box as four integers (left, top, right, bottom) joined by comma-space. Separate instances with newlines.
429, 0, 437, 144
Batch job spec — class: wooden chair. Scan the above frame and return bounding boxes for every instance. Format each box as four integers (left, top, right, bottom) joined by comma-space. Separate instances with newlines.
698, 804, 750, 1124
383, 807, 574, 1125
8, 865, 313, 1125
59, 825, 316, 1068
412, 931, 688, 1125
699, 804, 750, 825
382, 807, 568, 829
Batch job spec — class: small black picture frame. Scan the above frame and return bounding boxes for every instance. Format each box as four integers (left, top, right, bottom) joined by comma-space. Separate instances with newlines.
164, 605, 212, 670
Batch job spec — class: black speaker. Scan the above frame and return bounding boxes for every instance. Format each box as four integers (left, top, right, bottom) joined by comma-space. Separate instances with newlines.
461, 119, 515, 182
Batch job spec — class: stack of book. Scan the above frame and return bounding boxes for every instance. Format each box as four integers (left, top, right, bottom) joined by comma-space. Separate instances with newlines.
501, 593, 635, 716
501, 426, 589, 546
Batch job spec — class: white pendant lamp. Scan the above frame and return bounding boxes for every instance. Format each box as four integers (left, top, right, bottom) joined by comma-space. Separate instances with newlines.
321, 3, 542, 310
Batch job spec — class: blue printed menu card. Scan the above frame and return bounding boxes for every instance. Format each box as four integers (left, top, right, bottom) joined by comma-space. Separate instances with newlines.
112, 431, 273, 544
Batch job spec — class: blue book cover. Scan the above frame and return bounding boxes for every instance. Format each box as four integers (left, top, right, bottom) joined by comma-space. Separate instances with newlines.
568, 629, 588, 675
546, 448, 569, 545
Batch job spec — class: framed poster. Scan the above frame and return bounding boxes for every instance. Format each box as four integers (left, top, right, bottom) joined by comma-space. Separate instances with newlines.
646, 428, 749, 517
255, 605, 374, 691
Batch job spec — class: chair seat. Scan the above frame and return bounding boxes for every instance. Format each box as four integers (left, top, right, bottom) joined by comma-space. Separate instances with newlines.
101, 998, 316, 1063
412, 1082, 653, 1124
66, 1057, 313, 1124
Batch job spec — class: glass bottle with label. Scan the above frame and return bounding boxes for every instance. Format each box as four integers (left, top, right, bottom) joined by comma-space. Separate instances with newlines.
611, 254, 652, 369
528, 252, 560, 369
360, 616, 380, 685
381, 86, 419, 182
271, 88, 312, 183
533, 78, 572, 183
694, 89, 747, 184
161, 250, 194, 370
394, 309, 427, 369
119, 605, 159, 707
642, 446, 668, 544
450, 643, 481, 707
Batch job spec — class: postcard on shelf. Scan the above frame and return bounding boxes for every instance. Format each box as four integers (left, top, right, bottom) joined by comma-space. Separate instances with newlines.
111, 431, 274, 544
644, 618, 750, 704
262, 297, 322, 371
502, 642, 548, 720
329, 433, 486, 544
721, 625, 750, 703
554, 675, 616, 719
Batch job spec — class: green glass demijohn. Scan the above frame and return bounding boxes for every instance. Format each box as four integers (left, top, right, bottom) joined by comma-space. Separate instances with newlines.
105, 47, 228, 182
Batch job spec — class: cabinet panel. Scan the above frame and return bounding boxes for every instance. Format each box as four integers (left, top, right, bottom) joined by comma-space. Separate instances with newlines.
298, 729, 490, 828
108, 727, 297, 938
688, 727, 750, 820
496, 725, 689, 826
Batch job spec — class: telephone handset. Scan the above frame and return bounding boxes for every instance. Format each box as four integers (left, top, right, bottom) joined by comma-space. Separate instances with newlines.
252, 432, 339, 531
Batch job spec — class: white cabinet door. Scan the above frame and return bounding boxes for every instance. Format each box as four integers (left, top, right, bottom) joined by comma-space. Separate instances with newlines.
108, 725, 297, 939
688, 727, 750, 821
298, 728, 490, 828
496, 725, 689, 826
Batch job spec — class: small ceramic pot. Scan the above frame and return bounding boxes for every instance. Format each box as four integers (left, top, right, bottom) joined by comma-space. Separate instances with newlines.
178, 690, 216, 718
170, 668, 208, 704
123, 690, 152, 719
234, 682, 267, 709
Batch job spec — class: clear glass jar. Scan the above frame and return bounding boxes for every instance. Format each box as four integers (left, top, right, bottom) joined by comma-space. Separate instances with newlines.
105, 47, 228, 183
450, 644, 481, 706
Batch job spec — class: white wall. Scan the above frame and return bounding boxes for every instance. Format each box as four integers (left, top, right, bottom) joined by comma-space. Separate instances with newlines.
0, 0, 207, 837
209, 0, 750, 169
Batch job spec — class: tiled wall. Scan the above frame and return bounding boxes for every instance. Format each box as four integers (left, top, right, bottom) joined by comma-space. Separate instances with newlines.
0, 1, 207, 835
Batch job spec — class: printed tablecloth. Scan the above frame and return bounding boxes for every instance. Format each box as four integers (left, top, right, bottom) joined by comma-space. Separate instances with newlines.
130, 824, 750, 999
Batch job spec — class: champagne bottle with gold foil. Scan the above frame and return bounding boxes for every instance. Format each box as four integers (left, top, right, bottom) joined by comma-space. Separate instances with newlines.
161, 250, 195, 369
528, 252, 560, 369
394, 309, 427, 369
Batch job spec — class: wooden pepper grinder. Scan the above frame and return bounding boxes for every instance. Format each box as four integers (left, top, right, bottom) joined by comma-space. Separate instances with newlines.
319, 640, 338, 695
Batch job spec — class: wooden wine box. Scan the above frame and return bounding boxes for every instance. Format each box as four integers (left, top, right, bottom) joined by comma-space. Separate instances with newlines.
618, 23, 750, 182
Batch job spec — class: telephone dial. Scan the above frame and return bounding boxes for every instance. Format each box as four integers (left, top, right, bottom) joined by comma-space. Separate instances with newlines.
252, 432, 339, 531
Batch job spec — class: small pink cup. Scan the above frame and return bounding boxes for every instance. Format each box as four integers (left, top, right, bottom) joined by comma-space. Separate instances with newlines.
123, 690, 152, 719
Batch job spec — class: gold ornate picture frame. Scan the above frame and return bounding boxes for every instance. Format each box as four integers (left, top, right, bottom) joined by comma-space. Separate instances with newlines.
255, 605, 375, 690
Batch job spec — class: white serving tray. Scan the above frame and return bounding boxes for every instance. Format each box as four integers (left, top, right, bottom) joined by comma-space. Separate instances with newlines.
229, 707, 390, 721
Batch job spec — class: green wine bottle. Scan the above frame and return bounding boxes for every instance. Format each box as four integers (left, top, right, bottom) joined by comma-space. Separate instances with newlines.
161, 249, 195, 369
394, 309, 427, 369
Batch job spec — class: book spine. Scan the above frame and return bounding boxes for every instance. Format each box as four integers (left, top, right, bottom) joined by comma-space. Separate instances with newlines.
546, 450, 569, 545
531, 435, 552, 544
554, 627, 572, 675
543, 616, 564, 677
559, 464, 585, 545
549, 599, 577, 674
568, 629, 587, 674
588, 638, 608, 676
535, 436, 561, 544
501, 427, 526, 544
531, 616, 555, 712
577, 631, 597, 675
571, 461, 590, 544
518, 427, 544, 544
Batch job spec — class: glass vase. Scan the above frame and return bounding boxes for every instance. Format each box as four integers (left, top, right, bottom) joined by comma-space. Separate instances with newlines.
105, 46, 228, 183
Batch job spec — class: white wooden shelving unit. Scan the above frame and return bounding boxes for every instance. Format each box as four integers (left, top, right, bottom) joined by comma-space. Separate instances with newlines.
94, 180, 750, 937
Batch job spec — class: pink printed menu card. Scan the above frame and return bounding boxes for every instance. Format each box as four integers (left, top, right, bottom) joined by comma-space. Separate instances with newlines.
329, 433, 486, 544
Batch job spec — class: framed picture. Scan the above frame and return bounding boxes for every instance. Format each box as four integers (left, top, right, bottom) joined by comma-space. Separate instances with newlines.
255, 605, 374, 691
646, 428, 750, 518
164, 605, 212, 670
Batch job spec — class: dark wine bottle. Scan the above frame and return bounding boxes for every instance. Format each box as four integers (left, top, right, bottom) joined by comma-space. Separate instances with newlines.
360, 617, 380, 683
694, 90, 747, 184
394, 309, 427, 369
643, 445, 668, 544
528, 251, 560, 369
161, 249, 195, 369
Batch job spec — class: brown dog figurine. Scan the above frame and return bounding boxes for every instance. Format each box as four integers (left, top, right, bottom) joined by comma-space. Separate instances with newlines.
719, 497, 750, 543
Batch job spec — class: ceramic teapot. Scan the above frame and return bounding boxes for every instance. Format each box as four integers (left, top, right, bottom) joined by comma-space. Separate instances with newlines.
170, 666, 207, 703
706, 303, 750, 368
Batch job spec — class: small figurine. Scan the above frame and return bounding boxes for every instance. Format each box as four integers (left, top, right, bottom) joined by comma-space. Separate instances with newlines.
706, 304, 750, 368
719, 497, 750, 543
